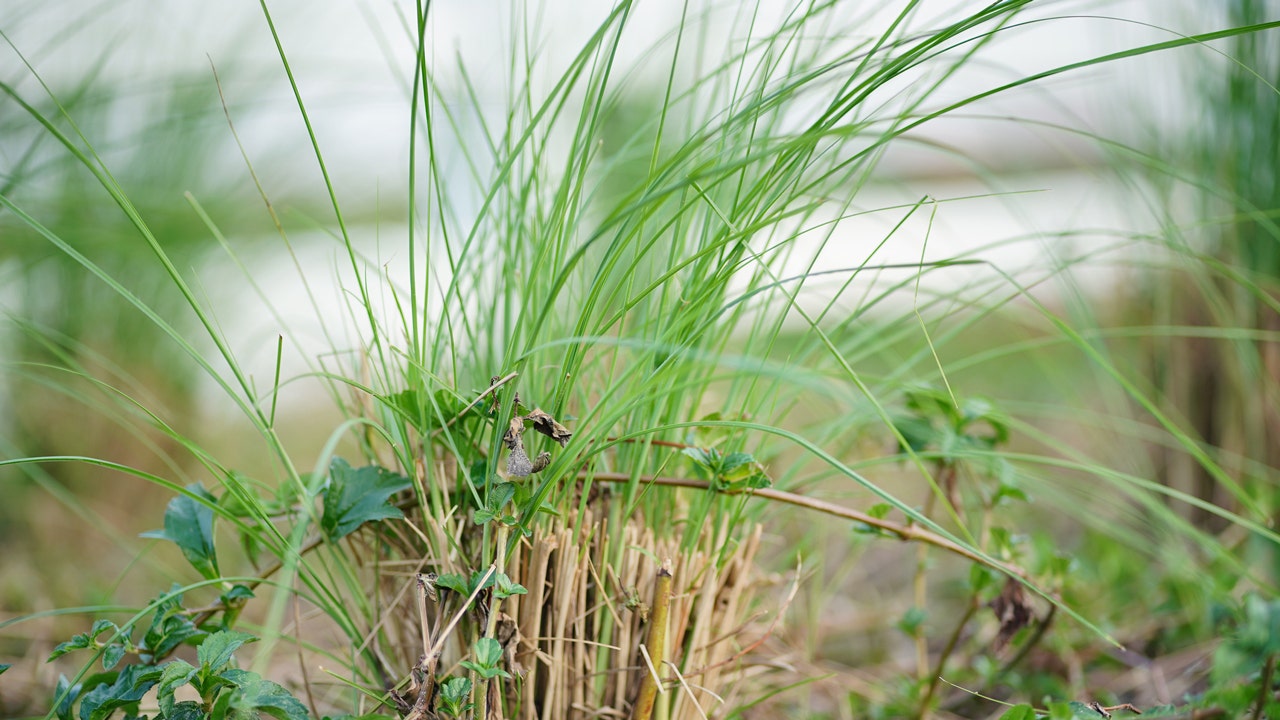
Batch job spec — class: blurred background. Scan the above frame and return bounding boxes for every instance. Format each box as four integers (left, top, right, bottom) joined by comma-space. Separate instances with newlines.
2, 0, 1277, 716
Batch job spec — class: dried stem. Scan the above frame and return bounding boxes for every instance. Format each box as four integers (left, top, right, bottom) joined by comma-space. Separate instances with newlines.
1253, 653, 1276, 720
584, 472, 1029, 580
917, 593, 980, 720
632, 562, 674, 720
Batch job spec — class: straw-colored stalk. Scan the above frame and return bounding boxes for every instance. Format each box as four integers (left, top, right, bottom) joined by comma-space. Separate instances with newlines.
500, 509, 769, 719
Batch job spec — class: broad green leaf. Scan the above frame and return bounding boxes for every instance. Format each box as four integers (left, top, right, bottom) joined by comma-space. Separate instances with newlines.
77, 665, 153, 720
220, 669, 309, 720
155, 660, 198, 718
719, 452, 753, 474
487, 482, 516, 512
141, 484, 220, 580
472, 637, 503, 666
321, 458, 412, 542
198, 630, 256, 674
680, 447, 713, 470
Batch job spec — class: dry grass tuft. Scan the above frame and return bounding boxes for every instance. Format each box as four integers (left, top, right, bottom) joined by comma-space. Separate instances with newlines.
375, 502, 782, 719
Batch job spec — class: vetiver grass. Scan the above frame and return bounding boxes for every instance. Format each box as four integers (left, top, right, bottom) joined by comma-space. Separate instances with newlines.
1, 2, 1278, 719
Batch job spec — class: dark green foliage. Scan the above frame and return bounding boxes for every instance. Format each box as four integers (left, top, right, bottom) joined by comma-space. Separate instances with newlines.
681, 447, 771, 491
320, 458, 412, 543
436, 677, 473, 717
140, 484, 220, 580
436, 570, 526, 602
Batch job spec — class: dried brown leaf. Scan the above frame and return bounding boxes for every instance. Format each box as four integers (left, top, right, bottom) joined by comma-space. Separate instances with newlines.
525, 408, 572, 447
989, 578, 1033, 652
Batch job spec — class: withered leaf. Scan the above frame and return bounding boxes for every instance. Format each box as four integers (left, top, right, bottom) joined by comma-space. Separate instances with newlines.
530, 451, 551, 473
504, 416, 525, 449
988, 577, 1033, 652
506, 441, 534, 477
525, 408, 572, 447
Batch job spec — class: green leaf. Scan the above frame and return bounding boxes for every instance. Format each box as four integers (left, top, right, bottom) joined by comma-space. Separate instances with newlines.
494, 573, 528, 599
437, 676, 473, 716
434, 572, 470, 595
321, 458, 413, 542
141, 587, 205, 661
100, 644, 126, 672
852, 503, 895, 536
472, 637, 503, 667
198, 630, 256, 674
439, 676, 472, 703
141, 484, 220, 580
167, 700, 207, 720
77, 665, 153, 720
681, 446, 714, 469
48, 633, 94, 662
220, 668, 310, 720
488, 482, 516, 512
719, 452, 753, 474
155, 660, 198, 718
998, 705, 1038, 720
89, 620, 117, 640
0, 663, 9, 675
896, 607, 927, 635
54, 674, 79, 720
460, 637, 512, 678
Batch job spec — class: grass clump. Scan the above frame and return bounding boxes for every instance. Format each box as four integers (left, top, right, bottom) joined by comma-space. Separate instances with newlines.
1, 2, 1278, 719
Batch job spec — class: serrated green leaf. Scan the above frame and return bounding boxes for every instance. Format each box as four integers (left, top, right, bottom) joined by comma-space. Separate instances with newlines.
434, 572, 469, 595
321, 458, 412, 542
439, 676, 472, 702
141, 587, 205, 661
89, 620, 117, 640
487, 482, 516, 512
49, 633, 94, 662
101, 644, 126, 671
141, 484, 220, 580
155, 660, 198, 718
168, 700, 208, 720
78, 665, 153, 720
494, 573, 527, 599
680, 447, 713, 469
198, 631, 256, 674
221, 669, 309, 720
719, 452, 753, 473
